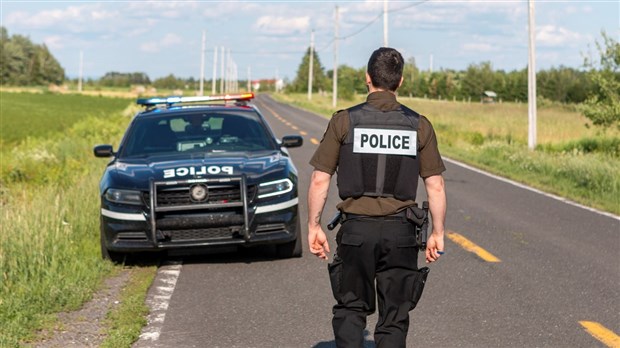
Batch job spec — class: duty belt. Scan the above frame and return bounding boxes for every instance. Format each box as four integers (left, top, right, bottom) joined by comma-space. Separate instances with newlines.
341, 210, 408, 221
327, 202, 429, 251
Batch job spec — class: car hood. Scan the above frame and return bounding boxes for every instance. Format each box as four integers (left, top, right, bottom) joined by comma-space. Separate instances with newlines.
106, 151, 291, 190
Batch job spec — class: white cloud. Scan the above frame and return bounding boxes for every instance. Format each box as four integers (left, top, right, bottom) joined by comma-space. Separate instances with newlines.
140, 42, 160, 53
140, 33, 183, 53
162, 33, 182, 46
5, 7, 79, 27
537, 25, 585, 46
43, 35, 65, 50
461, 42, 497, 53
4, 4, 118, 29
254, 16, 310, 35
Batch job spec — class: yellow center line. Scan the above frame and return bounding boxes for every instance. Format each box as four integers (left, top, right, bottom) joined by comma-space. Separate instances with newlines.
447, 231, 501, 262
258, 98, 309, 138
580, 321, 620, 347
310, 138, 319, 145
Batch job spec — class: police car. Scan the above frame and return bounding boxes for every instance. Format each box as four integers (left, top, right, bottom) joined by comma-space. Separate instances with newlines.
94, 92, 303, 262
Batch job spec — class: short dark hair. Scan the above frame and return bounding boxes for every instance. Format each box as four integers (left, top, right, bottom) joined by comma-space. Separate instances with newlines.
367, 47, 404, 91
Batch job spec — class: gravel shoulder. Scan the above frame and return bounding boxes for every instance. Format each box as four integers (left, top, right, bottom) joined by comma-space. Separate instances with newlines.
30, 269, 131, 348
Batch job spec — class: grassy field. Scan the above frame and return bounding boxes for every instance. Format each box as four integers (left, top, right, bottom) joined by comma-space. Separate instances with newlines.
0, 92, 150, 347
272, 92, 619, 215
1, 91, 131, 145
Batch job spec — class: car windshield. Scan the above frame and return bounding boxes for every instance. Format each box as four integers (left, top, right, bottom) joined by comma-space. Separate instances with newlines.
120, 110, 277, 158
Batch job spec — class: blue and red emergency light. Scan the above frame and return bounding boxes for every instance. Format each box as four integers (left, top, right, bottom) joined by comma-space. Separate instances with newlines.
137, 92, 255, 108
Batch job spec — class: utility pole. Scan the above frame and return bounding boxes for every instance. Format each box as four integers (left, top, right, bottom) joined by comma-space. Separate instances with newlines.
220, 46, 225, 93
383, 0, 388, 47
212, 46, 218, 95
429, 54, 433, 73
308, 29, 314, 101
333, 6, 339, 108
225, 49, 230, 93
528, 0, 537, 150
247, 66, 251, 92
78, 50, 83, 92
199, 30, 206, 96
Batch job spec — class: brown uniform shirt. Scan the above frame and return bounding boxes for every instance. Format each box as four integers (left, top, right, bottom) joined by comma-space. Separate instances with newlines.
309, 91, 446, 215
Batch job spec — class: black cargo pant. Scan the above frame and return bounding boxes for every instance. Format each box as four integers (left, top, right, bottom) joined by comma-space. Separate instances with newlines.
328, 216, 425, 348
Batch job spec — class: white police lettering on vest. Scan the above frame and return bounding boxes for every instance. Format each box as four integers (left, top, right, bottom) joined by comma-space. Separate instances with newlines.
353, 128, 417, 156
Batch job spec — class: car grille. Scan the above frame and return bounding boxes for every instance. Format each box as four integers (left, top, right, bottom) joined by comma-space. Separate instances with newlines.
164, 226, 242, 241
144, 184, 256, 207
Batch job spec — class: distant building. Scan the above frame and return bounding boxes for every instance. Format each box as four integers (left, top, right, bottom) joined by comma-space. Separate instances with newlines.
251, 79, 284, 92
482, 91, 497, 103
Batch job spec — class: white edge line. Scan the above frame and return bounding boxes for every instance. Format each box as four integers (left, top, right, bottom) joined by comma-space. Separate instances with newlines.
101, 209, 146, 221
137, 262, 182, 344
443, 157, 620, 221
255, 198, 299, 214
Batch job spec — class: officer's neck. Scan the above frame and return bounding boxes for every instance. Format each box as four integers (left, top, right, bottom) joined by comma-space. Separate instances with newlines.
368, 85, 396, 95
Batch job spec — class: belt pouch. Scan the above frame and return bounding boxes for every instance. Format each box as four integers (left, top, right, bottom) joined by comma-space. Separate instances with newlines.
410, 267, 430, 310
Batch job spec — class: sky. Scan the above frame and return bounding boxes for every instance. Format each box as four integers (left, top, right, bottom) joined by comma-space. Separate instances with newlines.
1, 0, 619, 82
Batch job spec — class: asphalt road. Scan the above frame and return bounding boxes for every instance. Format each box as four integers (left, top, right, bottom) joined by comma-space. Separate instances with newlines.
134, 94, 619, 348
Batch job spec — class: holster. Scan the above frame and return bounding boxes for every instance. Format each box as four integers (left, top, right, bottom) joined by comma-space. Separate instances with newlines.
406, 201, 429, 250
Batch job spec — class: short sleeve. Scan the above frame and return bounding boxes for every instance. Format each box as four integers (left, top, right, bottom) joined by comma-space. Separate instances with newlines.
417, 115, 446, 178
309, 110, 349, 175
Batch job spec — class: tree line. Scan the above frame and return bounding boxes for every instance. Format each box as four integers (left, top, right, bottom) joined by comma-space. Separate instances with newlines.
1, 27, 64, 86
287, 47, 592, 104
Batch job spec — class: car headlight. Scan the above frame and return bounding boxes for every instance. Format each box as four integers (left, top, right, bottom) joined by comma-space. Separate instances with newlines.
104, 188, 143, 205
257, 178, 293, 199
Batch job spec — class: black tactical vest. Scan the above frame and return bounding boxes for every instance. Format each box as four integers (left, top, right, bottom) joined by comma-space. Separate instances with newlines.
337, 103, 420, 201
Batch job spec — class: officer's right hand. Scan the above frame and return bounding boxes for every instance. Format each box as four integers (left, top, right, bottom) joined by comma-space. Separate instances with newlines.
425, 232, 444, 263
308, 225, 330, 260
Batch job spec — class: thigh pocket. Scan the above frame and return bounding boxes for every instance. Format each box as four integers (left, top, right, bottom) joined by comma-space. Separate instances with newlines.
410, 267, 430, 310
328, 256, 344, 301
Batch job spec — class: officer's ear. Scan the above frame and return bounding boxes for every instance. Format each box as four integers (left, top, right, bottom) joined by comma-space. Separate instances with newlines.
365, 72, 372, 86
398, 76, 404, 89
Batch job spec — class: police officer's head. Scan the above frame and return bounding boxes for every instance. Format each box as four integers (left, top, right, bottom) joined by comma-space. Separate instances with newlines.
366, 47, 404, 92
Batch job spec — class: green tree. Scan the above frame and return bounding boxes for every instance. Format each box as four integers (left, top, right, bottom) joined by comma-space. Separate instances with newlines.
99, 71, 151, 87
337, 65, 365, 100
0, 27, 64, 86
153, 74, 185, 90
287, 47, 329, 93
537, 67, 590, 103
503, 69, 527, 102
399, 57, 420, 97
461, 61, 496, 101
580, 31, 620, 130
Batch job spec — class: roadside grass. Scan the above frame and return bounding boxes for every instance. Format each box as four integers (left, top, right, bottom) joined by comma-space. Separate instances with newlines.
0, 92, 156, 347
271, 92, 620, 215
100, 266, 156, 348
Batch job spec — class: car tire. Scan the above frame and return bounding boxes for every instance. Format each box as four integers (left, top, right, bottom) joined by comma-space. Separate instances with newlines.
276, 220, 303, 258
100, 231, 126, 264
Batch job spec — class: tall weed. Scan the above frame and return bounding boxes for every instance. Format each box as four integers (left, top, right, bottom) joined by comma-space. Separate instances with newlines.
0, 105, 132, 346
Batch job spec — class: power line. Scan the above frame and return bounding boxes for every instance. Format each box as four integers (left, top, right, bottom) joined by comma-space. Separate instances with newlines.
317, 0, 432, 52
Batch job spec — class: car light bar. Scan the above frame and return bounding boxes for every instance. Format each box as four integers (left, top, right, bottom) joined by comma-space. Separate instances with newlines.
137, 92, 254, 107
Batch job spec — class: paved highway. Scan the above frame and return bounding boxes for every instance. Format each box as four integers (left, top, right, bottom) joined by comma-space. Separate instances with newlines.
134, 94, 619, 348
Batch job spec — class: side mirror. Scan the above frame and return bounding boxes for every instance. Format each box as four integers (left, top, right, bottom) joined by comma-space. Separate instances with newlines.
280, 135, 303, 148
94, 144, 115, 157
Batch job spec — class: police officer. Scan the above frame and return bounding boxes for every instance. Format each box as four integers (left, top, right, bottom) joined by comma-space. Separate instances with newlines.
307, 47, 447, 348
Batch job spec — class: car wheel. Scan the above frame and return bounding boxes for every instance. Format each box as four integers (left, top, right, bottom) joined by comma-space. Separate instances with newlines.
276, 220, 302, 258
100, 231, 126, 264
